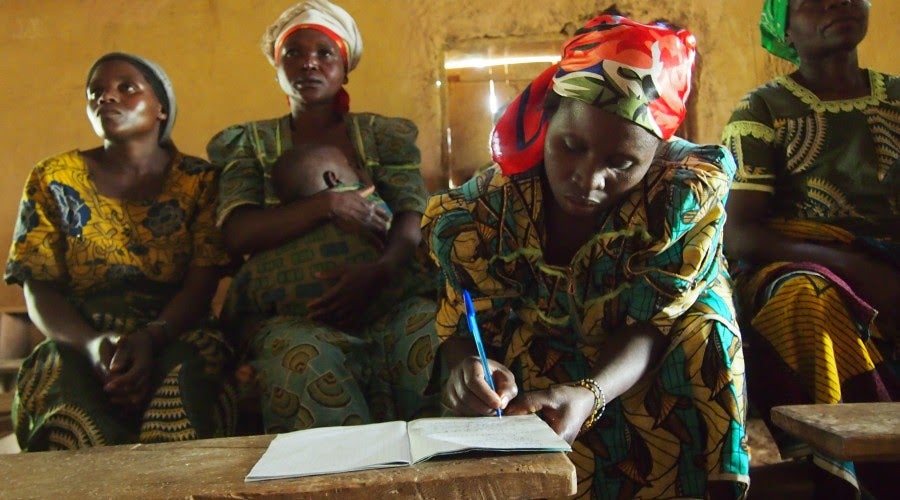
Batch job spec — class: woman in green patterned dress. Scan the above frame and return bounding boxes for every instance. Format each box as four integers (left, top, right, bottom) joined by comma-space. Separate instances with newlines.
5, 53, 236, 451
424, 14, 749, 499
207, 0, 437, 433
722, 1, 897, 497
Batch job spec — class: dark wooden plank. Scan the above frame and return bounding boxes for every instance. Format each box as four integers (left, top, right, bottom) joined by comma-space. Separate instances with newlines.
0, 391, 13, 433
771, 403, 900, 461
0, 392, 12, 413
0, 358, 23, 375
0, 434, 577, 499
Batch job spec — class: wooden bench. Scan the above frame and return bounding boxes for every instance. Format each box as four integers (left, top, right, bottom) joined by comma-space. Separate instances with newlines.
0, 391, 13, 435
0, 306, 40, 355
0, 358, 23, 395
771, 403, 900, 462
0, 434, 577, 498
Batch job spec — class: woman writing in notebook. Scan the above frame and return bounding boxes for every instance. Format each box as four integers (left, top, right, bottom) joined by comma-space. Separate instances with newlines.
423, 13, 749, 499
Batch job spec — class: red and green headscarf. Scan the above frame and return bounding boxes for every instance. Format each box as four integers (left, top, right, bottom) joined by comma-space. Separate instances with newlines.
491, 14, 696, 175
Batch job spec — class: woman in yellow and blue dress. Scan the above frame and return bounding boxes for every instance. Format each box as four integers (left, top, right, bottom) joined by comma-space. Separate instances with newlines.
5, 52, 235, 451
424, 14, 749, 499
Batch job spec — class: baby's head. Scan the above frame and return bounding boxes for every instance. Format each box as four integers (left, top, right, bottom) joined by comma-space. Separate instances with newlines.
272, 143, 360, 203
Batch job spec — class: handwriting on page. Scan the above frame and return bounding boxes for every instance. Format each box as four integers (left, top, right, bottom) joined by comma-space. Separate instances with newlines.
411, 415, 548, 447
406, 414, 570, 462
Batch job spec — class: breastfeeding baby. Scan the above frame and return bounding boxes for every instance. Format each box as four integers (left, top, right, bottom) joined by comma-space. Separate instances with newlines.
271, 143, 392, 245
221, 143, 393, 332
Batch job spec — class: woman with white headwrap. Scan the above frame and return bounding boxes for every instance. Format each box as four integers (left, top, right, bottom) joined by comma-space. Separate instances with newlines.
207, 0, 438, 433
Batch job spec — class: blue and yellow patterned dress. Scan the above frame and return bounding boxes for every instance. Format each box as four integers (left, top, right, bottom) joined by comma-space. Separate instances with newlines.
207, 113, 438, 432
4, 149, 236, 451
424, 140, 750, 499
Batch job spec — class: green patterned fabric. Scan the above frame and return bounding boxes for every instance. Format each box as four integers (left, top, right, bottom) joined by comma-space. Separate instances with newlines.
14, 323, 236, 451
208, 113, 427, 226
246, 297, 437, 432
12, 286, 236, 451
722, 69, 900, 493
722, 70, 899, 240
424, 140, 750, 499
207, 113, 439, 431
221, 184, 399, 334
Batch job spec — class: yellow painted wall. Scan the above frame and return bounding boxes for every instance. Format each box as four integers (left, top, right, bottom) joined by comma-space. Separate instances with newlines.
1, 0, 897, 308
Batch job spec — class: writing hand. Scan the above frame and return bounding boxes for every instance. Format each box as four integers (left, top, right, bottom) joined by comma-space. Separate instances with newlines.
443, 355, 517, 416
505, 385, 596, 444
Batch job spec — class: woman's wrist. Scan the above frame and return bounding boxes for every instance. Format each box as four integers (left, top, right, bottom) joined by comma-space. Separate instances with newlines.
375, 253, 401, 275
144, 319, 174, 351
309, 190, 338, 222
83, 331, 120, 359
570, 378, 606, 433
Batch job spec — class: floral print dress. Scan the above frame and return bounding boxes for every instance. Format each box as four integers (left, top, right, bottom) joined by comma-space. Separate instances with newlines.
5, 150, 236, 450
424, 141, 750, 499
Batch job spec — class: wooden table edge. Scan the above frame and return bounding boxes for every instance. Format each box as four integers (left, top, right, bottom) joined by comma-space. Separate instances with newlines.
771, 403, 900, 462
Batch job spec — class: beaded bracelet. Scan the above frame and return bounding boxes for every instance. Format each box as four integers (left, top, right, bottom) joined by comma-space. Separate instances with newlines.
571, 378, 606, 433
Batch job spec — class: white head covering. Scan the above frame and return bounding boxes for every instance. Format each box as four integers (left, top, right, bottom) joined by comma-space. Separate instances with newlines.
87, 52, 177, 145
265, 0, 363, 71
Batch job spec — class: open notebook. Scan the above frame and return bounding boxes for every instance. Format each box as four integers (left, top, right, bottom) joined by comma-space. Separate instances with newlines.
246, 413, 571, 482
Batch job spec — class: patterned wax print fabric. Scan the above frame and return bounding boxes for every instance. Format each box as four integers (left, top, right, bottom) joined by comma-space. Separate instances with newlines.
722, 72, 899, 490
209, 113, 428, 226
207, 113, 439, 431
734, 221, 899, 491
721, 70, 899, 239
4, 150, 236, 450
491, 13, 696, 175
424, 140, 750, 499
220, 183, 401, 341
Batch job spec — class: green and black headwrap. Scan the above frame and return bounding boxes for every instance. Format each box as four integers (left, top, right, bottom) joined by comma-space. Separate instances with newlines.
760, 0, 799, 64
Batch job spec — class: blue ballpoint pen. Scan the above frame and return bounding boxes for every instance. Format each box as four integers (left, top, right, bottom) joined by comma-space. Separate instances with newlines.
462, 289, 502, 417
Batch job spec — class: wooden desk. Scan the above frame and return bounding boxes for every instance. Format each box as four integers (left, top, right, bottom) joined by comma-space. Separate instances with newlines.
0, 358, 22, 376
0, 392, 12, 434
0, 435, 577, 499
0, 358, 24, 394
771, 403, 900, 462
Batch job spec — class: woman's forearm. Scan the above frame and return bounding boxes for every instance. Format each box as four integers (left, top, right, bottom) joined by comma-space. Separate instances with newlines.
144, 266, 222, 349
440, 335, 479, 371
24, 280, 99, 353
378, 211, 422, 270
725, 220, 853, 269
221, 197, 331, 255
588, 323, 667, 402
723, 189, 858, 272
